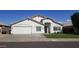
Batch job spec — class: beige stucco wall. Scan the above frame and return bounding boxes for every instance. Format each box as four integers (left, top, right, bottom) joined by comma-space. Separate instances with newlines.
43, 19, 62, 33
11, 19, 44, 34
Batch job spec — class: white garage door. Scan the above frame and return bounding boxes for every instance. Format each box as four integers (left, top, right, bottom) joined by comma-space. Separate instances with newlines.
12, 26, 32, 34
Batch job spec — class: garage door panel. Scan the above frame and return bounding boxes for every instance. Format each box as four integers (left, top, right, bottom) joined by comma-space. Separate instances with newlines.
13, 26, 32, 34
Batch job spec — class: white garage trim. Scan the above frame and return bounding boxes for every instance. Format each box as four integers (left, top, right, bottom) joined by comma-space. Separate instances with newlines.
12, 26, 32, 34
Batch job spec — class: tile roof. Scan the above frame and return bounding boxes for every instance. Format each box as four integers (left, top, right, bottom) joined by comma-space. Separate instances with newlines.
11, 14, 62, 26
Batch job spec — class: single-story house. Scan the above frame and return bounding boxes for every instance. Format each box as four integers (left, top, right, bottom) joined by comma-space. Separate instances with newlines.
0, 22, 11, 34
11, 15, 63, 34
63, 20, 74, 33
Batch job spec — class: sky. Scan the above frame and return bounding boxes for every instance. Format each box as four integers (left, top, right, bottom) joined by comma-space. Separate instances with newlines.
0, 10, 79, 25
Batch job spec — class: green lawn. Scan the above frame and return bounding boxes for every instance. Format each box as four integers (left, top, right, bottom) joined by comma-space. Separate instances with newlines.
44, 33, 79, 38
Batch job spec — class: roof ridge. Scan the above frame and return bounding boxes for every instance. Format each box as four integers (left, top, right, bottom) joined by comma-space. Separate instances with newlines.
31, 19, 44, 25
10, 17, 31, 25
42, 17, 63, 26
31, 14, 47, 19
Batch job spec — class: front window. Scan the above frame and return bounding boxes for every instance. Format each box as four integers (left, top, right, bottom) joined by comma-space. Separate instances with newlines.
36, 26, 41, 31
53, 26, 61, 31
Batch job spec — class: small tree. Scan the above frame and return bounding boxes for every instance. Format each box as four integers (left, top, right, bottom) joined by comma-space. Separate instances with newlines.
71, 12, 79, 34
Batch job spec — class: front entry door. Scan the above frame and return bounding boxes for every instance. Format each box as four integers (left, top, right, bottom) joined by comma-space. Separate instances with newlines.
44, 26, 50, 33
44, 23, 51, 33
44, 26, 48, 33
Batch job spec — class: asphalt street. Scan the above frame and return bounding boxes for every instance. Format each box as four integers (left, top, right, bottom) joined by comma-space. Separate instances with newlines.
0, 41, 79, 48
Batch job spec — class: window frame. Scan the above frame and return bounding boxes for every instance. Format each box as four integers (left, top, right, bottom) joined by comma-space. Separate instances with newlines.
53, 26, 61, 31
36, 26, 41, 31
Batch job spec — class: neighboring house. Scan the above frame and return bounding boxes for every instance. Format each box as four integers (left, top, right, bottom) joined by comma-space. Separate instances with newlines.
0, 22, 11, 34
63, 20, 74, 33
11, 15, 62, 34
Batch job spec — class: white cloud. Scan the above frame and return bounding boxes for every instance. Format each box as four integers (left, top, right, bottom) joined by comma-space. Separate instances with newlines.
66, 19, 71, 22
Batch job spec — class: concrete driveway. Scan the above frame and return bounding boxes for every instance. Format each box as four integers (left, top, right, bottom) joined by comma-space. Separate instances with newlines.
0, 34, 50, 42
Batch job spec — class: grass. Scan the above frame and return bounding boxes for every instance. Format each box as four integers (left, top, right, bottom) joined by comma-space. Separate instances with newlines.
44, 33, 79, 38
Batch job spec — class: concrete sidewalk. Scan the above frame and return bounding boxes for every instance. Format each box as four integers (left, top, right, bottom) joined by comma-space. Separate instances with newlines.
50, 38, 79, 41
